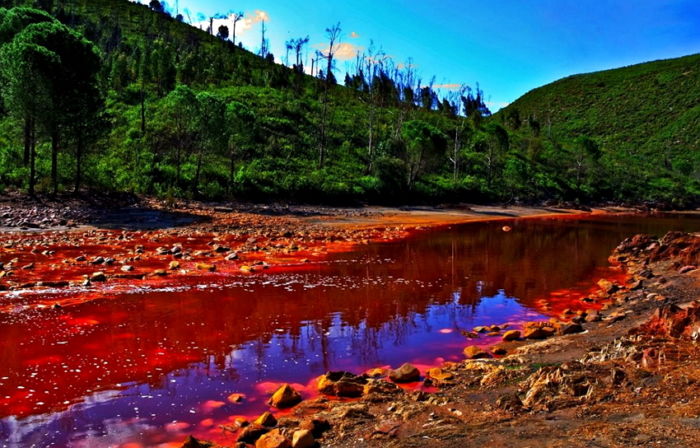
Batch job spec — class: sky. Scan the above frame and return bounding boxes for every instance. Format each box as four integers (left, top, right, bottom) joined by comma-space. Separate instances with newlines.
135, 0, 700, 111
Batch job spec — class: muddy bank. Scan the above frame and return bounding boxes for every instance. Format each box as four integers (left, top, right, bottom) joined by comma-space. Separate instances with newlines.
0, 197, 627, 301
183, 231, 700, 448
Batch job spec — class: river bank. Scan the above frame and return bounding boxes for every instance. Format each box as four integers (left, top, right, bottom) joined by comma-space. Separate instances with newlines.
182, 230, 700, 448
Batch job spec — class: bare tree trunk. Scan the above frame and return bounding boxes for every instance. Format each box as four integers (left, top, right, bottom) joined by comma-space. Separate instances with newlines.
51, 129, 59, 196
28, 119, 36, 197
23, 117, 30, 166
74, 133, 83, 194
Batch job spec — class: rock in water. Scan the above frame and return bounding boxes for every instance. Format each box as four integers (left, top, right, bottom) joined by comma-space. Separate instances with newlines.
463, 346, 492, 359
502, 330, 521, 341
388, 363, 420, 383
317, 371, 366, 397
268, 384, 302, 408
253, 411, 278, 427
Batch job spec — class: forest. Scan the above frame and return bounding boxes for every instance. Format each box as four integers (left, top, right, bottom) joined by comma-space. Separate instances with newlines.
0, 0, 697, 206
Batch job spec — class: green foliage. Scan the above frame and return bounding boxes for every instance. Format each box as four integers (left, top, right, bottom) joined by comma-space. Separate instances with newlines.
0, 0, 696, 207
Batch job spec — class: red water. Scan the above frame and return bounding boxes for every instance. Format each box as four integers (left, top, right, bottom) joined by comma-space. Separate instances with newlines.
0, 214, 698, 447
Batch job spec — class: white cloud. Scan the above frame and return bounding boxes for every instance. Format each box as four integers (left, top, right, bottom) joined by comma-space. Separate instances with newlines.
191, 9, 270, 39
315, 42, 364, 61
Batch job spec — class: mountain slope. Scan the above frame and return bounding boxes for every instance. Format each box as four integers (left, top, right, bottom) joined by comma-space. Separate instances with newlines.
499, 54, 700, 180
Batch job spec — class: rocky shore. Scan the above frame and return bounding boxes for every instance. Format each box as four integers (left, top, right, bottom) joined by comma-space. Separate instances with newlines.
182, 231, 700, 448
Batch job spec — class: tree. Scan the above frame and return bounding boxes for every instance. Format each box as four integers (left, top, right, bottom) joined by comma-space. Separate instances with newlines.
11, 22, 103, 196
0, 39, 56, 195
225, 102, 255, 193
192, 92, 227, 194
402, 120, 446, 189
156, 85, 199, 189
324, 22, 342, 87
149, 1, 164, 13
231, 12, 244, 47
217, 24, 229, 41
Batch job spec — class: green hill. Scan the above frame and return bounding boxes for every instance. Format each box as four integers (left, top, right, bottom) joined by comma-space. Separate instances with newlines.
0, 0, 697, 206
497, 54, 700, 204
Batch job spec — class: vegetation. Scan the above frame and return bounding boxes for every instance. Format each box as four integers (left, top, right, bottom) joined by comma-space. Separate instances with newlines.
0, 0, 697, 207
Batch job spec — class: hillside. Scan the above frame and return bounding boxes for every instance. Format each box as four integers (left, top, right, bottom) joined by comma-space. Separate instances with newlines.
497, 54, 700, 203
0, 0, 697, 206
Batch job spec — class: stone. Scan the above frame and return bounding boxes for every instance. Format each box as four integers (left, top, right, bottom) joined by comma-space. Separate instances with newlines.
317, 371, 366, 397
90, 272, 106, 282
427, 367, 453, 381
153, 269, 168, 276
254, 411, 278, 427
597, 279, 619, 294
225, 252, 239, 261
299, 417, 330, 437
492, 346, 507, 356
237, 424, 269, 444
366, 367, 387, 378
269, 384, 302, 409
585, 311, 601, 322
255, 429, 290, 448
121, 265, 134, 272
388, 363, 420, 383
169, 261, 181, 270
181, 435, 214, 448
463, 345, 492, 359
196, 263, 216, 272
679, 265, 697, 274
291, 430, 315, 448
363, 379, 401, 397
523, 326, 555, 340
502, 330, 521, 341
561, 323, 584, 335
227, 393, 245, 403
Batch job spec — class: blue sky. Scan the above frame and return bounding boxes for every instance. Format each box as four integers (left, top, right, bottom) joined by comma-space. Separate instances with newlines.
138, 0, 700, 110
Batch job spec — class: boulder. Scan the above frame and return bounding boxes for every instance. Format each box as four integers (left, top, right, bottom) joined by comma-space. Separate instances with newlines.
237, 424, 269, 444
561, 323, 584, 335
502, 330, 521, 341
523, 326, 556, 340
90, 272, 106, 282
255, 429, 290, 448
388, 363, 420, 383
427, 367, 453, 381
181, 435, 214, 448
291, 430, 315, 448
196, 263, 216, 272
268, 384, 302, 409
253, 411, 277, 427
463, 345, 492, 359
317, 371, 366, 397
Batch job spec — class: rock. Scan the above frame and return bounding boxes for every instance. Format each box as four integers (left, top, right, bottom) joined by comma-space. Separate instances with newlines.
225, 252, 239, 261
561, 323, 584, 335
253, 411, 278, 427
427, 367, 453, 381
502, 330, 521, 341
585, 311, 601, 322
196, 263, 216, 272
169, 261, 180, 270
317, 371, 366, 397
597, 279, 619, 294
492, 346, 508, 356
90, 256, 104, 265
679, 265, 697, 274
255, 429, 290, 448
268, 384, 302, 409
463, 345, 492, 359
121, 265, 134, 272
214, 245, 230, 253
366, 367, 387, 378
291, 430, 315, 448
363, 379, 401, 397
21, 263, 34, 270
299, 417, 330, 437
181, 435, 214, 448
227, 393, 245, 403
238, 424, 269, 444
388, 363, 420, 383
523, 326, 556, 340
153, 269, 168, 276
90, 272, 106, 282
